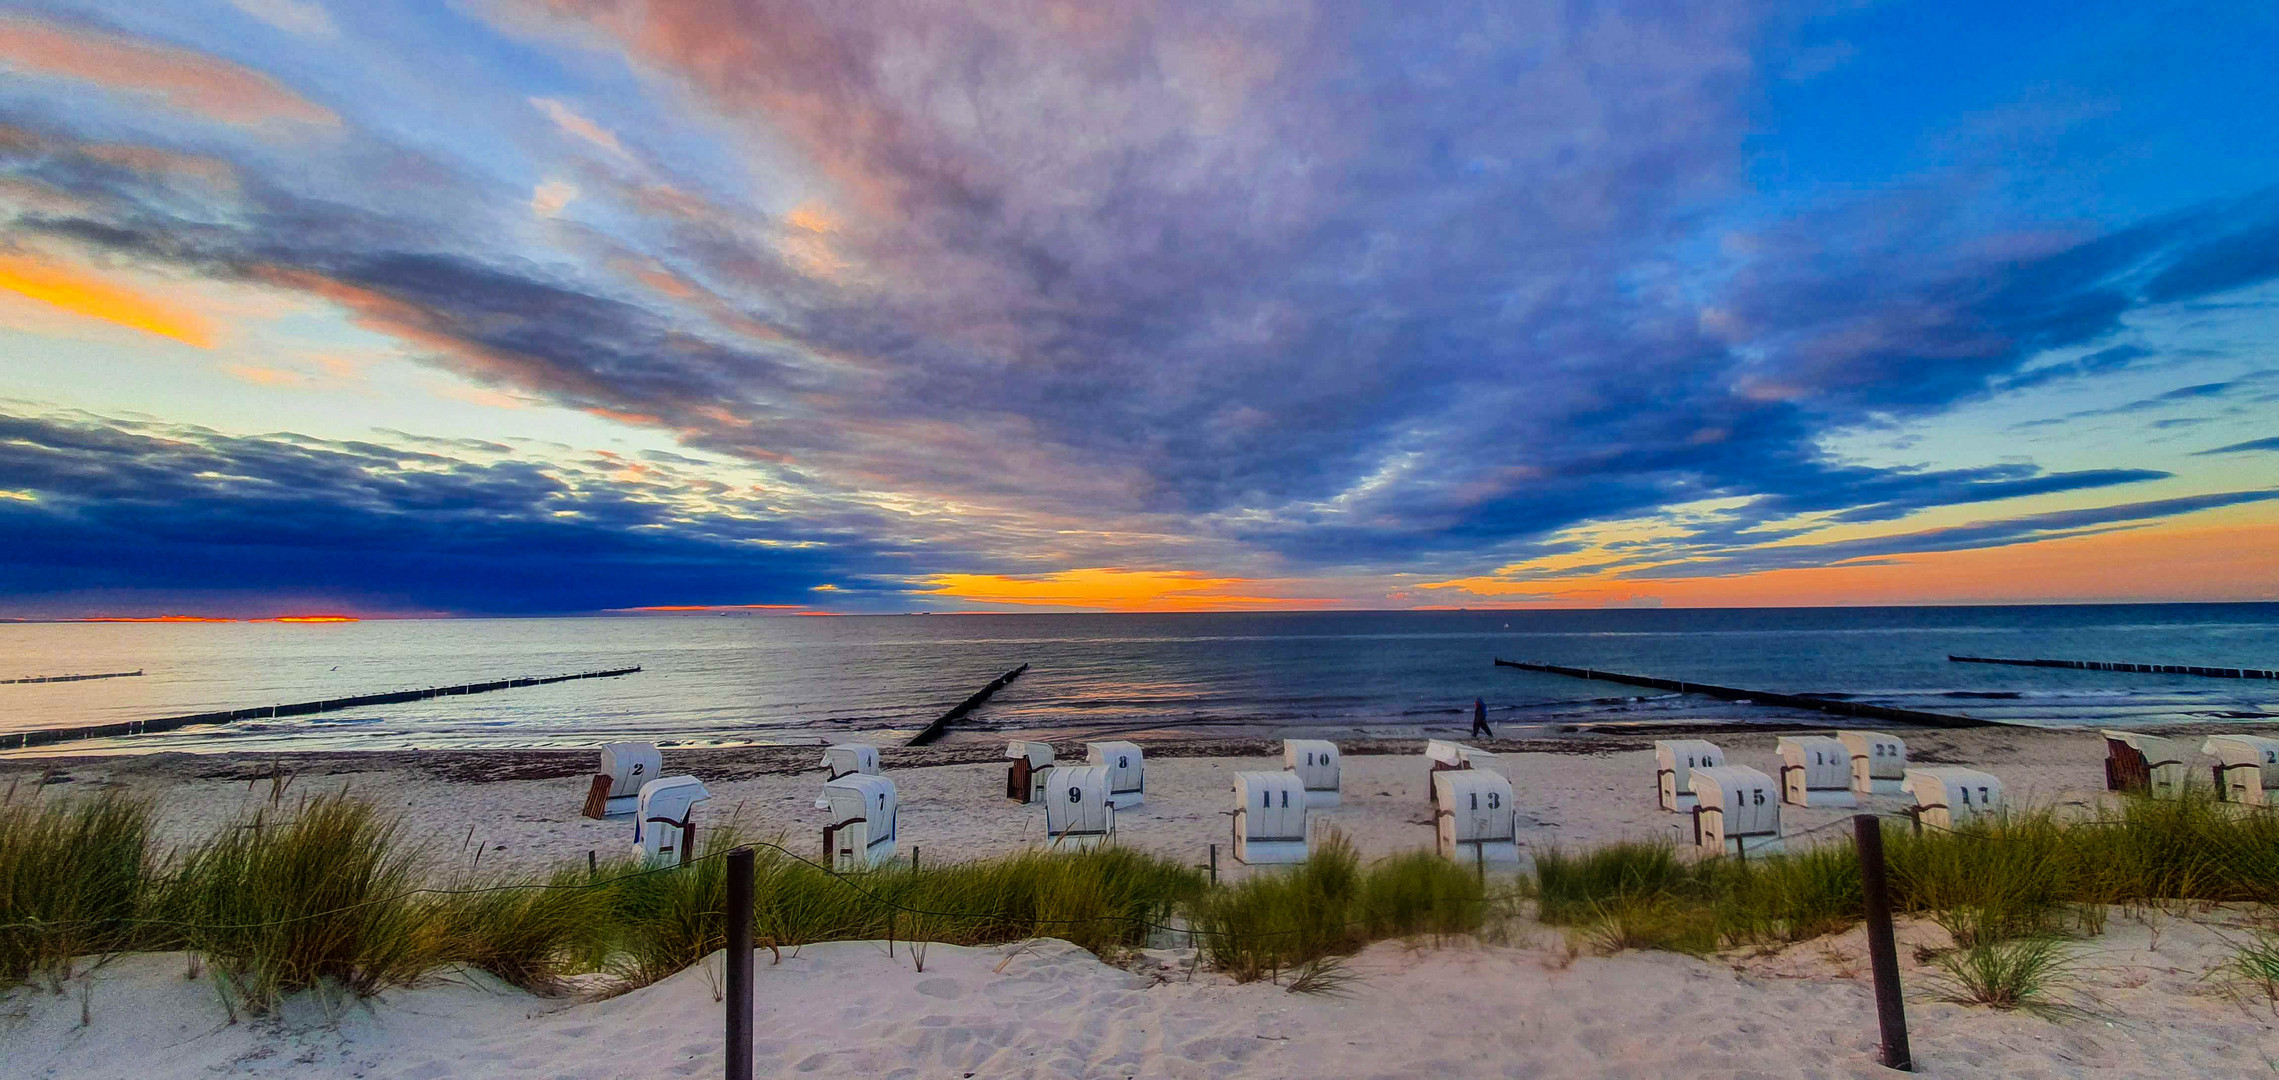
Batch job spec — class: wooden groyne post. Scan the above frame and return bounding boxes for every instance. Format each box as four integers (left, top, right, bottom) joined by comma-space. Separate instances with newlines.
1948, 654, 2276, 680
1, 669, 144, 685
0, 666, 641, 751
1492, 658, 1998, 728
905, 663, 1030, 747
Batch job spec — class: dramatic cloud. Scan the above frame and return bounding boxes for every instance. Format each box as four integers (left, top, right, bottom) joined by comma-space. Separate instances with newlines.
2, 1, 2275, 612
0, 410, 912, 614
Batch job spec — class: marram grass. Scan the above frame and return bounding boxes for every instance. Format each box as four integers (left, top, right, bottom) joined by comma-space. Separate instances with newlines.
1535, 794, 2279, 956
0, 789, 159, 984
7, 788, 2279, 1007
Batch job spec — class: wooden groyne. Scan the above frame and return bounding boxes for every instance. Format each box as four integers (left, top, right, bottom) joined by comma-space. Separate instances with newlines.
1493, 659, 1997, 729
906, 663, 1030, 747
2, 670, 144, 685
0, 666, 641, 751
1949, 654, 2276, 680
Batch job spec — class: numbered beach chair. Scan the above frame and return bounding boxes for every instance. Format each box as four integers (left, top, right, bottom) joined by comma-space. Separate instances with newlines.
631, 775, 710, 865
1689, 765, 1781, 857
1006, 740, 1054, 803
582, 742, 660, 818
1283, 739, 1341, 807
2102, 730, 2192, 796
2204, 735, 2279, 806
1087, 741, 1145, 809
1654, 739, 1724, 812
1426, 739, 1490, 811
819, 742, 880, 781
1044, 764, 1116, 849
1901, 768, 2003, 830
1433, 769, 1519, 866
822, 774, 898, 871
1232, 771, 1311, 864
1777, 735, 1858, 808
1837, 731, 1908, 796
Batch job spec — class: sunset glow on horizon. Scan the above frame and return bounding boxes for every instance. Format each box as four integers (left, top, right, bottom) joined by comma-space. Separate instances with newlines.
3, 3, 2276, 617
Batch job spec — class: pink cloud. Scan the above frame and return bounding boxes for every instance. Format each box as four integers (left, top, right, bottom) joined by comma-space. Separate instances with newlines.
0, 15, 338, 128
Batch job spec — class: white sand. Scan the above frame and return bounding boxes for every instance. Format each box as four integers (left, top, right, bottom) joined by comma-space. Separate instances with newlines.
4, 727, 2123, 877
7, 911, 2275, 1079
9, 727, 2277, 1078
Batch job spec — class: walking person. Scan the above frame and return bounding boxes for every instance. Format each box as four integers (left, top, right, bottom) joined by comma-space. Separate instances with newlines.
1471, 696, 1493, 738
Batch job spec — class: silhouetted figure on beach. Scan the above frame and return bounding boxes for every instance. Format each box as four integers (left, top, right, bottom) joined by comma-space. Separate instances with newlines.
1471, 696, 1492, 738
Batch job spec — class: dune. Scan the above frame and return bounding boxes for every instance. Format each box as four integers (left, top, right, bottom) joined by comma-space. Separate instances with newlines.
7, 726, 2276, 1077
7, 912, 2273, 1079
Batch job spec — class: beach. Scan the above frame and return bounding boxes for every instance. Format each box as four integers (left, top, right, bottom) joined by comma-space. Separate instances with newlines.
8, 914, 2277, 1080
1, 725, 2139, 876
8, 725, 2279, 1079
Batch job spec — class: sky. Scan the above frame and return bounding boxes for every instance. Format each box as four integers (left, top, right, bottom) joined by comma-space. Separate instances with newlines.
0, 0, 2275, 617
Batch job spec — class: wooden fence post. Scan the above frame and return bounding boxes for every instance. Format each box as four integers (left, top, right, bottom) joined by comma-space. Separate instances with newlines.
1854, 815, 1911, 1071
725, 847, 755, 1080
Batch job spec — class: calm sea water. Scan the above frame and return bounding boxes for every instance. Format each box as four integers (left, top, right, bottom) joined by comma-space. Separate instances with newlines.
3, 605, 2276, 754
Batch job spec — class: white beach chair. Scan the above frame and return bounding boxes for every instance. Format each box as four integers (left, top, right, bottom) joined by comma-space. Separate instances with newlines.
1777, 735, 1858, 808
1232, 771, 1311, 864
631, 775, 710, 865
1433, 769, 1519, 866
1837, 731, 1908, 796
1654, 739, 1724, 813
1006, 740, 1055, 804
1689, 765, 1781, 856
2101, 730, 2192, 797
2203, 735, 2279, 806
1426, 739, 1491, 811
1901, 768, 2003, 830
1283, 739, 1341, 808
1086, 741, 1145, 809
1044, 764, 1116, 849
582, 741, 660, 818
819, 742, 881, 781
814, 742, 882, 809
821, 774, 898, 871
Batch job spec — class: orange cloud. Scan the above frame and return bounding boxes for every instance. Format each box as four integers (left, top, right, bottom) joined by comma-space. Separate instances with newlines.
73, 614, 359, 623
0, 15, 338, 128
611, 603, 806, 612
225, 364, 307, 386
0, 252, 217, 347
920, 567, 1336, 611
1425, 517, 2279, 608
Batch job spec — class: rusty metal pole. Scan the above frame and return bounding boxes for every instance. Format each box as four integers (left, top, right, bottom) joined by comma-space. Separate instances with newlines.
725, 846, 755, 1080
1854, 815, 1911, 1071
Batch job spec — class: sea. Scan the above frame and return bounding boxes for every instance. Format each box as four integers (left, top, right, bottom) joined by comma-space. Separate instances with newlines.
2, 605, 2276, 755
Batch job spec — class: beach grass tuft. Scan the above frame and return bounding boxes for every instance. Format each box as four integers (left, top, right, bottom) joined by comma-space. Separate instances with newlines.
0, 790, 158, 985
1192, 830, 1485, 982
158, 793, 433, 1011
1929, 937, 2081, 1016
425, 863, 617, 994
2219, 929, 2279, 1007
